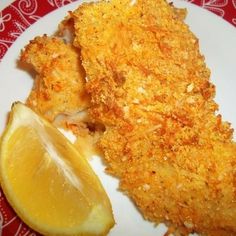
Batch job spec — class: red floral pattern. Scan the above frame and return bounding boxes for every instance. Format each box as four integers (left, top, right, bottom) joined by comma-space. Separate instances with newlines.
0, 0, 235, 235
192, 0, 236, 25
0, 0, 77, 61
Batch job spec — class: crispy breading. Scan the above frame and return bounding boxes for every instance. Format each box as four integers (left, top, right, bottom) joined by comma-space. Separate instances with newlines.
72, 0, 236, 235
20, 35, 89, 122
21, 35, 104, 159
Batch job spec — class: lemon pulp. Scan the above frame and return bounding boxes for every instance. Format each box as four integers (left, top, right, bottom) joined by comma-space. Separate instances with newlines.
0, 102, 114, 235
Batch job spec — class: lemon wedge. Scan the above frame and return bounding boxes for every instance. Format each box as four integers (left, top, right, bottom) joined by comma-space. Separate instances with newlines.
0, 102, 114, 236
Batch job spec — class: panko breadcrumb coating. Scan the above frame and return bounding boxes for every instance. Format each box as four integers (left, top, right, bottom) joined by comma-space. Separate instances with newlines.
72, 0, 236, 235
21, 36, 104, 159
20, 35, 89, 122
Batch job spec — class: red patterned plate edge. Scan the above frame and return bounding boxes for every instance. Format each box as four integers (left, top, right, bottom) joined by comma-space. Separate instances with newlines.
0, 0, 236, 62
0, 1, 80, 235
0, 0, 79, 62
0, 0, 235, 235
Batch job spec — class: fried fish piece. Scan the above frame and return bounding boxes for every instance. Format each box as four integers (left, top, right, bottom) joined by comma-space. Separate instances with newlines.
21, 36, 104, 159
72, 0, 236, 235
57, 14, 76, 43
20, 35, 89, 122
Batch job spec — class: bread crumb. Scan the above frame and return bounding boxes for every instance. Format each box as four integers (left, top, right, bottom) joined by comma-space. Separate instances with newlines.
186, 83, 194, 93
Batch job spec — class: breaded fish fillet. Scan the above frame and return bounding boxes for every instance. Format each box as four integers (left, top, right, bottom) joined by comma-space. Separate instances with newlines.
72, 0, 236, 235
20, 35, 89, 122
21, 36, 106, 159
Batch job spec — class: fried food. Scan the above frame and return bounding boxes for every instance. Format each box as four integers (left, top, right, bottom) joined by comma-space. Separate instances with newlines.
21, 35, 104, 159
57, 14, 76, 44
72, 0, 236, 235
20, 35, 89, 122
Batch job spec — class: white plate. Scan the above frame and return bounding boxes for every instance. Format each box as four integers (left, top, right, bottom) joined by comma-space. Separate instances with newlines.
0, 1, 235, 235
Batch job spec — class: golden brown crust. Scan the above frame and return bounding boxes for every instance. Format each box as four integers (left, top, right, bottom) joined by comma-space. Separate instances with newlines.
72, 0, 236, 235
20, 35, 89, 122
